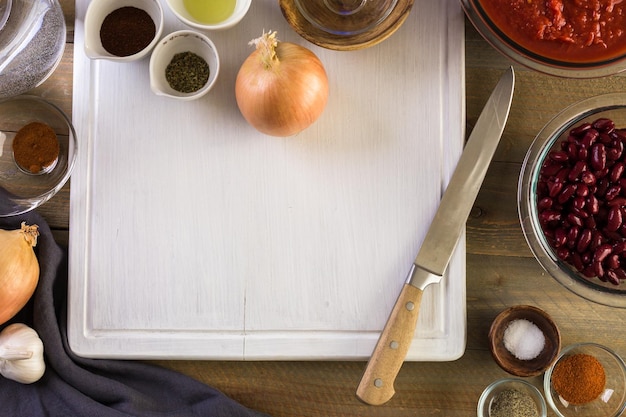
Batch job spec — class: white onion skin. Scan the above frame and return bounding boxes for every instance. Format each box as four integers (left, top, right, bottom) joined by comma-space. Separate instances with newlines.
236, 38, 329, 137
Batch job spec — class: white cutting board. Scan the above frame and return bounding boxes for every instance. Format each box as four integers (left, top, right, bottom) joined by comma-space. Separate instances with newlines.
68, 0, 466, 360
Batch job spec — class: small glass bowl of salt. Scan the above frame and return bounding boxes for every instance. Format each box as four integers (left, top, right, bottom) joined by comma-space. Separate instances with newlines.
489, 305, 561, 377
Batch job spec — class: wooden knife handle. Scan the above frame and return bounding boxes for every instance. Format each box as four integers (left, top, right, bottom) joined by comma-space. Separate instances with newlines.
356, 283, 423, 405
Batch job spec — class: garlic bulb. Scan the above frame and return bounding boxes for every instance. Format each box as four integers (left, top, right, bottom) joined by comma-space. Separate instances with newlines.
0, 323, 45, 384
0, 222, 40, 325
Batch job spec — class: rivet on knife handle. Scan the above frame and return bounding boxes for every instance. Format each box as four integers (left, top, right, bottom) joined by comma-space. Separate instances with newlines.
356, 282, 423, 405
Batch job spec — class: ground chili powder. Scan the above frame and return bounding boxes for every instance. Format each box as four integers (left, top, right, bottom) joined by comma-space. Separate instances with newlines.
12, 122, 60, 174
100, 6, 155, 57
551, 353, 606, 404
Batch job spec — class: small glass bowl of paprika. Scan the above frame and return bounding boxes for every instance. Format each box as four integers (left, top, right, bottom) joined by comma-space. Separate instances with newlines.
544, 343, 626, 417
0, 95, 77, 216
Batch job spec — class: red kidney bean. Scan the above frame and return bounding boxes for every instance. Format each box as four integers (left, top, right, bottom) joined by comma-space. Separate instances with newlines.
608, 254, 621, 270
611, 162, 626, 182
613, 241, 626, 254
554, 228, 567, 247
606, 185, 622, 201
550, 150, 569, 162
596, 177, 609, 196
571, 122, 592, 136
609, 197, 626, 207
593, 260, 605, 278
571, 207, 589, 219
590, 230, 605, 252
585, 216, 597, 229
593, 244, 613, 263
542, 162, 562, 176
571, 252, 585, 270
607, 270, 621, 285
587, 195, 600, 214
567, 212, 584, 227
572, 196, 586, 210
608, 142, 624, 160
591, 143, 607, 170
568, 160, 587, 181
567, 227, 580, 248
558, 184, 578, 204
571, 122, 592, 135
614, 267, 626, 279
581, 170, 596, 185
608, 206, 624, 232
600, 133, 613, 145
577, 229, 593, 253
538, 197, 553, 210
594, 118, 616, 133
566, 142, 579, 159
577, 183, 590, 197
548, 180, 563, 198
582, 129, 600, 148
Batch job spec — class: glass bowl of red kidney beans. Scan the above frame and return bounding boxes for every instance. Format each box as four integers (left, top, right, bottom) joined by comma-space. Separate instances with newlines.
519, 93, 626, 307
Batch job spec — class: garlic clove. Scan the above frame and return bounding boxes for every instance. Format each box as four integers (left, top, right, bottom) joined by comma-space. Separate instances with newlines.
0, 323, 45, 384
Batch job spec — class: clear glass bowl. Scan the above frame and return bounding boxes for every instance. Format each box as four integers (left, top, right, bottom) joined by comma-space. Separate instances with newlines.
477, 378, 547, 417
0, 0, 66, 98
519, 93, 626, 307
544, 343, 626, 417
293, 0, 398, 36
460, 0, 626, 78
0, 95, 77, 216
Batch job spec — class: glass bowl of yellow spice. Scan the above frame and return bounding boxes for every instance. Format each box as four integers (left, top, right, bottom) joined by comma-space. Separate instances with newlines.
0, 95, 77, 216
477, 378, 547, 417
544, 343, 626, 417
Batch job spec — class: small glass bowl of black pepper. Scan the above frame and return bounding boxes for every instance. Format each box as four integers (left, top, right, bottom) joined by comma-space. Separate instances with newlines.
149, 30, 220, 101
544, 343, 626, 417
84, 0, 164, 61
477, 378, 547, 417
519, 93, 626, 308
0, 95, 77, 216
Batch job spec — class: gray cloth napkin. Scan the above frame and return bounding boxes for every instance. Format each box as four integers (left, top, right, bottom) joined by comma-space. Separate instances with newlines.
0, 211, 271, 417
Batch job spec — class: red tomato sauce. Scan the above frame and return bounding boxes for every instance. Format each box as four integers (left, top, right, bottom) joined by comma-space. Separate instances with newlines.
478, 0, 626, 63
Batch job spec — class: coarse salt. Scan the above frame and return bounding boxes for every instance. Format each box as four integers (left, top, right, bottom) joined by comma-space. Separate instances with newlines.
503, 319, 545, 360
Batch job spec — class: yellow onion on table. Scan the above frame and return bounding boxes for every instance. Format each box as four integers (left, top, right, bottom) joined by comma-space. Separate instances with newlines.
235, 30, 329, 137
0, 223, 40, 325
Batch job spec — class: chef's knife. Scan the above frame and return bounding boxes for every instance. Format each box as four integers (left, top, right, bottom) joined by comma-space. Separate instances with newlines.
356, 66, 515, 406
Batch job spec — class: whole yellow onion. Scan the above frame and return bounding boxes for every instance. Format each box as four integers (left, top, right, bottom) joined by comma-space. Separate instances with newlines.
0, 223, 39, 325
235, 31, 329, 137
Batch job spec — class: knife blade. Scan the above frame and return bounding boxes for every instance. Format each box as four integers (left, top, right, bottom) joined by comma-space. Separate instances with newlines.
356, 66, 515, 406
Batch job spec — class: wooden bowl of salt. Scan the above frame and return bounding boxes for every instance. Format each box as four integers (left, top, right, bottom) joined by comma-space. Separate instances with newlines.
489, 305, 561, 377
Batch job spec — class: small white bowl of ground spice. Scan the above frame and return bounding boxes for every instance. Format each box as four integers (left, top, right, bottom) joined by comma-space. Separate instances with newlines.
149, 30, 220, 101
489, 305, 561, 377
544, 343, 626, 417
84, 0, 164, 61
477, 378, 547, 417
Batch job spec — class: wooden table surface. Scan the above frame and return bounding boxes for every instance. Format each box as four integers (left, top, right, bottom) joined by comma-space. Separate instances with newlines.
33, 1, 626, 416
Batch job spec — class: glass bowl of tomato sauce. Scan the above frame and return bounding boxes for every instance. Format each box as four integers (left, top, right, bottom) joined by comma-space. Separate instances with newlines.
519, 93, 626, 307
461, 0, 626, 78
